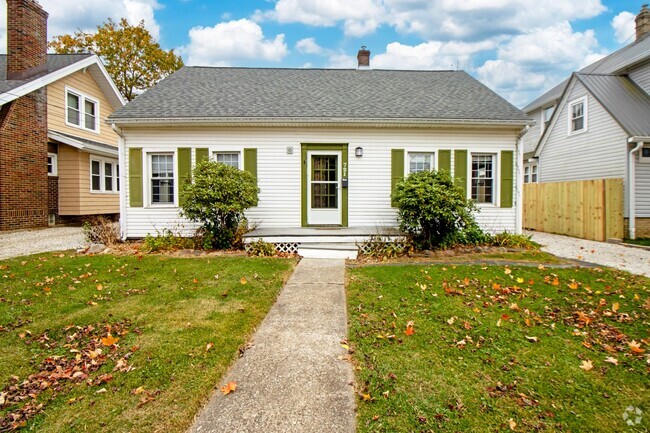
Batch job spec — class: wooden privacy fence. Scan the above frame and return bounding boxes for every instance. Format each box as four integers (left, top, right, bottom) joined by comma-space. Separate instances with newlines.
523, 178, 624, 241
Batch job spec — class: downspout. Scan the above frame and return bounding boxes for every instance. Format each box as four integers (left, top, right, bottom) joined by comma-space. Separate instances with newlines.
515, 125, 530, 235
111, 123, 127, 241
627, 140, 643, 240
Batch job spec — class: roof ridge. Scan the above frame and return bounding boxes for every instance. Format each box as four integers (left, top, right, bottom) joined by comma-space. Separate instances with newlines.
185, 65, 460, 73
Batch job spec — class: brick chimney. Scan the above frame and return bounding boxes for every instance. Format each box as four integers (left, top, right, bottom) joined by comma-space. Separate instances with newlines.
357, 46, 370, 70
6, 0, 48, 80
637, 4, 650, 41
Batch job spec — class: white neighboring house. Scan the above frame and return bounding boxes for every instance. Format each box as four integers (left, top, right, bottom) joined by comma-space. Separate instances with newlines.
108, 49, 531, 251
521, 4, 650, 238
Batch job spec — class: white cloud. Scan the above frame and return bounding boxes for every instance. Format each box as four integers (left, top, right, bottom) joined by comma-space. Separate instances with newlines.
477, 59, 549, 107
611, 11, 636, 44
180, 19, 288, 66
371, 40, 496, 70
0, 0, 162, 53
327, 53, 356, 69
295, 37, 322, 55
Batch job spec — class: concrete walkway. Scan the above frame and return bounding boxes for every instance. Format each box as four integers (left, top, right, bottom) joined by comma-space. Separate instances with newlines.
528, 231, 650, 277
190, 258, 356, 433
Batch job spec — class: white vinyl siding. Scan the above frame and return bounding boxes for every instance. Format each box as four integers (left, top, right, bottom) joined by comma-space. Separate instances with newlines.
567, 96, 587, 135
636, 153, 650, 217
539, 81, 627, 183
121, 127, 519, 237
521, 107, 542, 154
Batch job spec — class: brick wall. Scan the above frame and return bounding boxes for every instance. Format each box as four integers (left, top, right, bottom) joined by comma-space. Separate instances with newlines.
625, 218, 650, 239
6, 0, 48, 79
0, 89, 49, 230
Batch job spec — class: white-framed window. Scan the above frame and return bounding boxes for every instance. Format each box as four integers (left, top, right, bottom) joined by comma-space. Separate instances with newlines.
542, 105, 554, 133
408, 152, 434, 174
471, 154, 495, 204
568, 96, 587, 135
47, 153, 57, 176
90, 157, 118, 193
214, 152, 241, 168
150, 153, 174, 204
524, 163, 538, 183
640, 146, 650, 163
65, 87, 99, 133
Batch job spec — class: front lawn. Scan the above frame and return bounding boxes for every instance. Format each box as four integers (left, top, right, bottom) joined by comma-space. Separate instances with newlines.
0, 253, 295, 432
348, 263, 649, 432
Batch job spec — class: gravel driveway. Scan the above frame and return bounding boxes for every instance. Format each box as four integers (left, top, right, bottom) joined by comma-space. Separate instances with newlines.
528, 231, 650, 277
0, 226, 86, 260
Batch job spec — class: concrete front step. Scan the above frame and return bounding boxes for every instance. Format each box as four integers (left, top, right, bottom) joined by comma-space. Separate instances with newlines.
298, 243, 358, 259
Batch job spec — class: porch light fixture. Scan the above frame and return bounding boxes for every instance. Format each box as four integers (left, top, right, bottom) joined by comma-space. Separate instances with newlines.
355, 147, 363, 157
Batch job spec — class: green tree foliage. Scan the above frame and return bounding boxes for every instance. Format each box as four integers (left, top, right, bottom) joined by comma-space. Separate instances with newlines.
180, 160, 259, 249
393, 170, 487, 249
49, 18, 183, 101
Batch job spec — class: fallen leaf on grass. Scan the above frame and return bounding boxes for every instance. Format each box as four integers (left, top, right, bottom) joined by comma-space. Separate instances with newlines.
580, 360, 593, 371
220, 381, 237, 395
405, 321, 415, 336
516, 277, 524, 284
96, 284, 103, 291
612, 302, 620, 313
206, 342, 214, 352
240, 277, 247, 285
101, 334, 119, 347
504, 268, 512, 275
447, 317, 455, 325
551, 277, 560, 287
362, 393, 372, 401
604, 357, 618, 366
628, 340, 645, 354
132, 386, 145, 395
568, 282, 578, 290
525, 336, 538, 343
508, 418, 517, 430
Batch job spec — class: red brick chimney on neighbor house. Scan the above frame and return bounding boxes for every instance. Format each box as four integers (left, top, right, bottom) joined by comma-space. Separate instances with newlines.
637, 4, 650, 41
357, 46, 370, 69
0, 0, 49, 230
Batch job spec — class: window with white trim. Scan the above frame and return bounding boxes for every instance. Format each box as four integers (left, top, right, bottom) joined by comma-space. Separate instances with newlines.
66, 87, 99, 132
90, 158, 118, 193
524, 163, 538, 183
471, 154, 495, 204
408, 152, 434, 174
150, 154, 174, 204
524, 165, 530, 183
568, 96, 587, 134
214, 152, 240, 168
542, 105, 554, 133
47, 153, 57, 176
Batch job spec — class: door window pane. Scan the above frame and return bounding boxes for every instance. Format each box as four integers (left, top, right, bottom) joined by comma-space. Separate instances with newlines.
311, 155, 338, 209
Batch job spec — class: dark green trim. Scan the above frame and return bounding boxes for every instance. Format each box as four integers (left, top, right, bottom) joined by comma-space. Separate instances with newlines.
196, 148, 209, 164
438, 150, 451, 173
128, 148, 143, 207
390, 149, 405, 207
454, 149, 468, 197
177, 148, 191, 206
244, 148, 257, 182
300, 143, 348, 227
500, 150, 514, 208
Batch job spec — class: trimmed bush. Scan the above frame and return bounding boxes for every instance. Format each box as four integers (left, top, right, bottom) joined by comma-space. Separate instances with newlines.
393, 170, 488, 249
180, 160, 258, 249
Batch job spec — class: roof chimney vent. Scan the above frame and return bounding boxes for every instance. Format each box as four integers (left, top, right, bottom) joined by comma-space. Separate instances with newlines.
357, 46, 370, 70
636, 4, 650, 41
6, 0, 49, 80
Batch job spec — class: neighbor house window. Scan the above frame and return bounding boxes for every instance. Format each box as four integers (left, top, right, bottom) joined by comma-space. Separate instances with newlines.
471, 154, 494, 204
66, 87, 99, 132
524, 165, 530, 183
408, 152, 434, 173
47, 153, 57, 176
150, 154, 174, 204
214, 152, 240, 168
542, 105, 554, 133
524, 163, 538, 183
90, 158, 118, 193
568, 96, 587, 134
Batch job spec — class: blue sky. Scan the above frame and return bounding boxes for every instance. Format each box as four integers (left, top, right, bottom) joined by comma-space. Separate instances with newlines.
0, 0, 645, 107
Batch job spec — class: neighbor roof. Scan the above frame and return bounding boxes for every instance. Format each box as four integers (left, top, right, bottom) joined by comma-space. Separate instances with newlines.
109, 67, 529, 126
576, 73, 650, 137
0, 54, 125, 108
522, 35, 650, 113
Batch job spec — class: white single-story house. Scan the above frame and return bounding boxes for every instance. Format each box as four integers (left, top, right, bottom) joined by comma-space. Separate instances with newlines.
108, 49, 530, 254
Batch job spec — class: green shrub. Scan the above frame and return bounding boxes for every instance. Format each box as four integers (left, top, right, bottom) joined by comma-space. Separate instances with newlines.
141, 229, 197, 252
180, 160, 259, 250
393, 170, 485, 250
246, 239, 277, 257
489, 232, 539, 249
358, 234, 411, 260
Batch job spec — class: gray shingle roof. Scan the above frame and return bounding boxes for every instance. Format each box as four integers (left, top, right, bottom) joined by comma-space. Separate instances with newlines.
0, 54, 93, 95
109, 67, 529, 124
576, 73, 650, 137
522, 36, 650, 112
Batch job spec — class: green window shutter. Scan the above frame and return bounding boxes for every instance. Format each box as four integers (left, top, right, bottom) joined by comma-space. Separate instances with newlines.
128, 148, 143, 207
244, 148, 257, 181
177, 148, 191, 206
500, 150, 514, 208
438, 150, 451, 173
454, 149, 468, 197
196, 148, 209, 164
390, 149, 405, 207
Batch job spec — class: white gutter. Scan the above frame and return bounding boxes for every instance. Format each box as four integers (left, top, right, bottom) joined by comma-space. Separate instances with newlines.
515, 125, 530, 235
627, 140, 644, 240
112, 123, 127, 241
